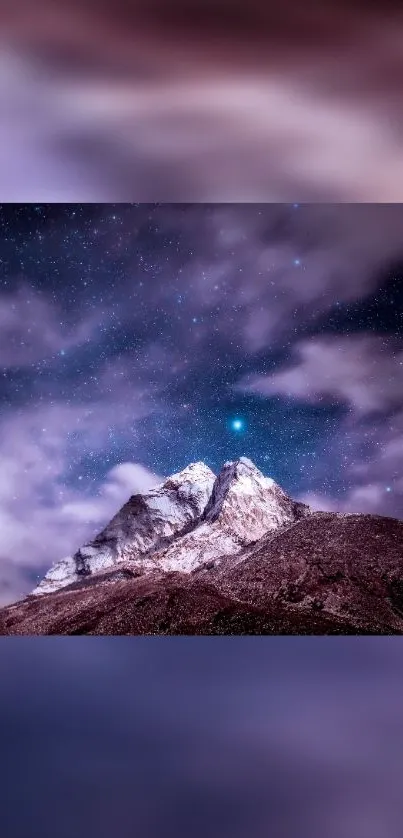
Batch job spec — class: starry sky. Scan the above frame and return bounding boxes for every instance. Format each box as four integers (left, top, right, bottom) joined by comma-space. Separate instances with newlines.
1, 202, 403, 603
3, 637, 403, 838
2, 0, 403, 201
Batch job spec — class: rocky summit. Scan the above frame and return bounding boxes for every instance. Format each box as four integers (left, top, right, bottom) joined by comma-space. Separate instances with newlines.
1, 457, 403, 635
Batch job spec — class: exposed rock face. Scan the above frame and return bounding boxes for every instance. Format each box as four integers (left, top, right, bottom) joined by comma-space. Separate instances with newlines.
32, 461, 216, 595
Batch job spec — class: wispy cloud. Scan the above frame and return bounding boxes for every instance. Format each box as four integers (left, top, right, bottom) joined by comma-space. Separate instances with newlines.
238, 335, 403, 414
0, 402, 162, 604
237, 333, 403, 517
0, 283, 100, 368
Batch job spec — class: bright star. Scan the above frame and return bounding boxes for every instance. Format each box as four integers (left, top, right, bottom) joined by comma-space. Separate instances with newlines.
231, 419, 244, 432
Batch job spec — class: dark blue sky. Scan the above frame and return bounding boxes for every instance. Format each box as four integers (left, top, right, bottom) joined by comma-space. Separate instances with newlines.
2, 637, 403, 838
1, 203, 403, 602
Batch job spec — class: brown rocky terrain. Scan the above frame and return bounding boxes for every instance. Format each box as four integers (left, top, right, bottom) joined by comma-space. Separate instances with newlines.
213, 512, 403, 633
0, 569, 385, 636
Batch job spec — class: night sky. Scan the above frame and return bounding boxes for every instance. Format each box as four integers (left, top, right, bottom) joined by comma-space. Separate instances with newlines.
1, 202, 403, 602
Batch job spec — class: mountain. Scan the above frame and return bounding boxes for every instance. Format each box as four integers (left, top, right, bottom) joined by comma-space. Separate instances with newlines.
32, 461, 216, 595
151, 457, 311, 573
32, 457, 310, 594
1, 457, 402, 635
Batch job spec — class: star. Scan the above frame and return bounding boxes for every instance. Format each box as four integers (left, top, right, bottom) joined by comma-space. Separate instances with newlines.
231, 418, 244, 432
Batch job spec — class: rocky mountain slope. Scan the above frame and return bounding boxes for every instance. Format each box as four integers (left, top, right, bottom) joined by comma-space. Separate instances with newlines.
1, 457, 403, 635
211, 511, 403, 632
0, 569, 373, 635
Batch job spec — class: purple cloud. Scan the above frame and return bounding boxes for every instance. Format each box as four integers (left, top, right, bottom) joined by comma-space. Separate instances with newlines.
0, 401, 162, 604
0, 283, 100, 368
239, 335, 403, 413
237, 334, 403, 517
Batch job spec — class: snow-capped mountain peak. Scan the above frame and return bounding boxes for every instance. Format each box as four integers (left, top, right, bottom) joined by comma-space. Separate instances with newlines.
153, 457, 312, 573
202, 457, 275, 523
157, 461, 216, 512
31, 457, 311, 595
32, 460, 216, 596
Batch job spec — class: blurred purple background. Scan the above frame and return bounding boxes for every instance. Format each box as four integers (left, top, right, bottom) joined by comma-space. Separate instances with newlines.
0, 0, 403, 200
2, 637, 403, 837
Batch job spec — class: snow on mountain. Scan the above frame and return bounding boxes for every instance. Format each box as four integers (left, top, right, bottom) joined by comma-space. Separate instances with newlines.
32, 461, 216, 595
154, 457, 311, 573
